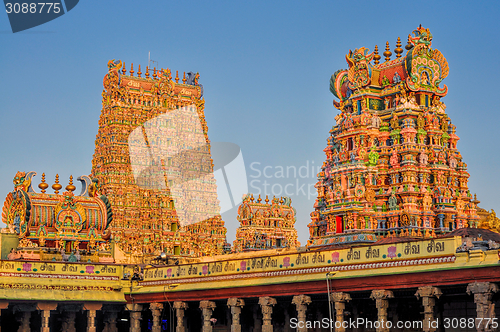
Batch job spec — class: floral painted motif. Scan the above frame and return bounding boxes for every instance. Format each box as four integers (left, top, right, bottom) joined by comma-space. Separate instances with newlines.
387, 246, 397, 258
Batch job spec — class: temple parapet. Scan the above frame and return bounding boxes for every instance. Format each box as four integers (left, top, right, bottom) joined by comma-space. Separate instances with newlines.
1, 172, 113, 263
233, 194, 300, 252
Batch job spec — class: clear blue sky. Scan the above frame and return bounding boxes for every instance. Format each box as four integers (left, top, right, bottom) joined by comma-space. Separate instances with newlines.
1, 0, 499, 244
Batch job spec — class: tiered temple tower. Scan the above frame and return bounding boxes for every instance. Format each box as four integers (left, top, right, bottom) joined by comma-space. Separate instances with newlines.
92, 60, 226, 258
308, 27, 479, 247
233, 194, 300, 252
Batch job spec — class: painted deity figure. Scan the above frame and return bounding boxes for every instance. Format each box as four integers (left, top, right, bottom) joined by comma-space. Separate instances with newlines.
417, 114, 425, 129
388, 194, 398, 211
367, 150, 379, 166
419, 151, 428, 166
441, 117, 449, 133
390, 113, 400, 130
361, 109, 371, 125
449, 156, 457, 169
390, 150, 399, 167
393, 71, 401, 84
371, 114, 381, 128
422, 194, 432, 210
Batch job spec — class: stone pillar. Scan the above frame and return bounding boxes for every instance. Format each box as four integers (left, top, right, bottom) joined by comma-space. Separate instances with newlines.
0, 301, 8, 332
467, 282, 499, 332
87, 310, 97, 332
103, 312, 118, 332
415, 286, 442, 332
150, 303, 163, 332
38, 303, 57, 332
370, 290, 394, 332
200, 300, 216, 332
173, 302, 188, 332
292, 295, 312, 332
126, 304, 143, 332
227, 298, 245, 332
84, 303, 102, 332
259, 297, 277, 332
330, 292, 351, 332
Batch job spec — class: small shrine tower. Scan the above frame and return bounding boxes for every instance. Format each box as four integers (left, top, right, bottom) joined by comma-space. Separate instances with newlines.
233, 194, 300, 252
92, 61, 226, 258
308, 26, 479, 247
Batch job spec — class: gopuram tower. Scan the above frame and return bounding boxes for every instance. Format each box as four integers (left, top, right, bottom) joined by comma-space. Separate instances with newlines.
308, 27, 479, 247
92, 60, 226, 259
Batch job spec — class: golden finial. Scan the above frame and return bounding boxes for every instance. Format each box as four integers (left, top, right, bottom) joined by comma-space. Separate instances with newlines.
280, 197, 284, 204
145, 66, 150, 78
137, 64, 142, 77
167, 68, 172, 79
265, 195, 269, 204
122, 62, 126, 75
66, 175, 76, 192
257, 194, 262, 203
383, 41, 392, 62
394, 37, 403, 58
182, 72, 187, 84
175, 71, 179, 83
405, 35, 413, 50
52, 174, 62, 194
153, 67, 157, 79
130, 63, 134, 76
250, 194, 254, 202
38, 173, 48, 193
373, 45, 381, 65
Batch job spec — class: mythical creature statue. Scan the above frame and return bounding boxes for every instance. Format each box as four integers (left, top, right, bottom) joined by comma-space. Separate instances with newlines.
345, 47, 374, 90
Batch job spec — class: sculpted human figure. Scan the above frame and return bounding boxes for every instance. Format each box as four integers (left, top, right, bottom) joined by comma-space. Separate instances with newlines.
417, 114, 425, 129
419, 151, 428, 166
390, 113, 400, 130
390, 150, 399, 167
371, 114, 381, 128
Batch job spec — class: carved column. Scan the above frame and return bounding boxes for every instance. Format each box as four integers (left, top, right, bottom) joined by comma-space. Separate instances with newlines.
40, 310, 50, 332
330, 292, 351, 332
126, 304, 143, 332
415, 286, 442, 332
103, 312, 118, 332
227, 298, 245, 332
173, 302, 188, 332
259, 297, 277, 332
292, 295, 312, 332
36, 302, 56, 332
0, 301, 8, 332
370, 290, 394, 332
200, 301, 216, 332
150, 303, 163, 332
87, 310, 97, 332
84, 303, 102, 332
467, 282, 499, 332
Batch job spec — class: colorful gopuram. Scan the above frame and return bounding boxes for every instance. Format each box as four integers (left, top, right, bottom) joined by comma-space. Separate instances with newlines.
233, 194, 300, 252
1, 171, 113, 262
92, 61, 226, 259
308, 26, 479, 247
